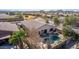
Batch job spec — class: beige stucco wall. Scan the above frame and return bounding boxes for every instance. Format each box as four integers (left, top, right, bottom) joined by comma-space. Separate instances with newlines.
38, 24, 55, 33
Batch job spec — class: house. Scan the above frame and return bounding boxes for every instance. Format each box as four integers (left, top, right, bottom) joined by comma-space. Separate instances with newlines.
72, 19, 79, 34
72, 28, 79, 34
21, 17, 56, 33
0, 14, 22, 22
21, 18, 56, 43
20, 17, 62, 49
0, 22, 19, 40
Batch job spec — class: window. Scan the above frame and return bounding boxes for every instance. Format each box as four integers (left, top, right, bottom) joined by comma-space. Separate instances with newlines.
44, 29, 47, 33
53, 28, 56, 32
50, 28, 53, 31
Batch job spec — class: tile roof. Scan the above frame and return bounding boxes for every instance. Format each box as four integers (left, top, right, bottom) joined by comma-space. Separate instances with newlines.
21, 19, 46, 30
0, 22, 19, 32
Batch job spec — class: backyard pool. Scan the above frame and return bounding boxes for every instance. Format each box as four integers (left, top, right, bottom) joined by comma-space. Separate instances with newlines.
44, 35, 60, 43
49, 35, 60, 41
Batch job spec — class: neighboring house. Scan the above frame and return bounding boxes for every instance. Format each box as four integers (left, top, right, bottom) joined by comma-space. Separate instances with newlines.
75, 20, 79, 27
58, 13, 64, 17
72, 20, 79, 34
0, 14, 22, 22
0, 22, 19, 40
72, 28, 79, 34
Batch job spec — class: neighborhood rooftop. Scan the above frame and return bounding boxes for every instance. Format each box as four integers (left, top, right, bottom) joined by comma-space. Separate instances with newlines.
0, 22, 19, 32
0, 14, 16, 19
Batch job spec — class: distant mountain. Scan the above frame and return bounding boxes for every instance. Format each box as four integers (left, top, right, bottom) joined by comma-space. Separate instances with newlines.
0, 9, 79, 12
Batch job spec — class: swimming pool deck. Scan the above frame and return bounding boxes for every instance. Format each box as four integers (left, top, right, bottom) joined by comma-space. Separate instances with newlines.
50, 39, 67, 48
50, 34, 67, 49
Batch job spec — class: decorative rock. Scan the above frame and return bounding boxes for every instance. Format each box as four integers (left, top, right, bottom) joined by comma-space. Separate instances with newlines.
43, 44, 48, 49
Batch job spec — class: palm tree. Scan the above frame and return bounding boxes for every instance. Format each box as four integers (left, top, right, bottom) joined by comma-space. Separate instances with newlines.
9, 30, 27, 49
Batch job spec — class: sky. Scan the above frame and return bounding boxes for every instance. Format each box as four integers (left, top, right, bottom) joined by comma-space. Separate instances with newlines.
0, 0, 79, 10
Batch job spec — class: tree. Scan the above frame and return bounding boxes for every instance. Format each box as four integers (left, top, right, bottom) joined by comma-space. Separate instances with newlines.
8, 12, 15, 15
53, 16, 60, 26
17, 14, 24, 20
62, 25, 79, 41
9, 30, 27, 49
62, 25, 73, 37
63, 15, 76, 26
72, 31, 79, 41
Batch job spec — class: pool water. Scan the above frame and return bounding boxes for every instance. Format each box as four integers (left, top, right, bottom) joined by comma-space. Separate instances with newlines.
44, 35, 60, 43
49, 35, 60, 41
